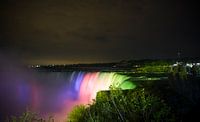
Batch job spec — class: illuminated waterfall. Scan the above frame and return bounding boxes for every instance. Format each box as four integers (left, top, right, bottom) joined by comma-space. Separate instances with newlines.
0, 71, 136, 121
68, 72, 136, 103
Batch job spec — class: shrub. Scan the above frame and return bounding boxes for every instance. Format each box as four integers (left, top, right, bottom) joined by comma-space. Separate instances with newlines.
67, 105, 87, 122
67, 89, 174, 122
6, 109, 54, 122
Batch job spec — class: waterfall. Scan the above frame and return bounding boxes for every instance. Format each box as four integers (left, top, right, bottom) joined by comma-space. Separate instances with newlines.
0, 71, 136, 121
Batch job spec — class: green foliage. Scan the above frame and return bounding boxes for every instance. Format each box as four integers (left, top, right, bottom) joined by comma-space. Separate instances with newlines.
6, 109, 54, 122
169, 64, 188, 81
136, 66, 170, 74
67, 89, 174, 122
67, 105, 87, 122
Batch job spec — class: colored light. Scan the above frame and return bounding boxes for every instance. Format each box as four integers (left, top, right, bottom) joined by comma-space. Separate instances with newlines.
1, 71, 136, 121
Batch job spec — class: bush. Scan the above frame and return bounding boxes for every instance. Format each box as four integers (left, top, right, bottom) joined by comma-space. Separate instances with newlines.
67, 105, 87, 122
67, 89, 174, 122
6, 109, 54, 122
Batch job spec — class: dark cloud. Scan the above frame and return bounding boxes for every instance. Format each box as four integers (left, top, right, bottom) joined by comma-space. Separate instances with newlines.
0, 0, 199, 64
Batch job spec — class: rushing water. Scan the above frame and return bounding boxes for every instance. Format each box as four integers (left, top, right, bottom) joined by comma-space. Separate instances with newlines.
0, 70, 136, 121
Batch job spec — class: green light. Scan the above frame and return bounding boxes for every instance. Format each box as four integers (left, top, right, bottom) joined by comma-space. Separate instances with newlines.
119, 81, 136, 90
108, 73, 136, 90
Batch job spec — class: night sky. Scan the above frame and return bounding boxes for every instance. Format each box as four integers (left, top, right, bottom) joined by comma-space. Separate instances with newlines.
0, 0, 199, 64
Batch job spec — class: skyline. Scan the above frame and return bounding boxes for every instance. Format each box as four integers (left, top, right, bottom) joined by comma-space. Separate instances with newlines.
0, 0, 199, 64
